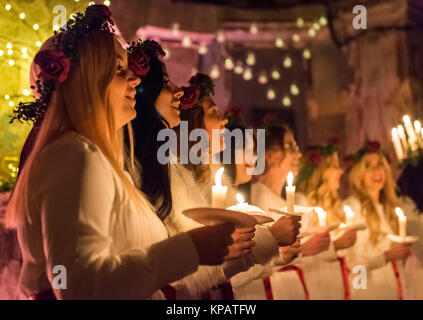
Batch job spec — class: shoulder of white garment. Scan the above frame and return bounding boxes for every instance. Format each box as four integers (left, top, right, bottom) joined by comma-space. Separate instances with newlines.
295, 192, 309, 206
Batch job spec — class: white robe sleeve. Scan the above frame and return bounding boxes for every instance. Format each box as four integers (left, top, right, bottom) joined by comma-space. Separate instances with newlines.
30, 139, 199, 299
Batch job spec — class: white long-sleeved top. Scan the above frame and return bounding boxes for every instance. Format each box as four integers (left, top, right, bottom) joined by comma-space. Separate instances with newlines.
167, 163, 279, 299
344, 196, 409, 300
18, 132, 199, 299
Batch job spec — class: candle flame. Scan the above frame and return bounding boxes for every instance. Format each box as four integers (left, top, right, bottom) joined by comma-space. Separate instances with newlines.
287, 171, 294, 187
215, 167, 224, 187
315, 207, 327, 226
395, 207, 406, 220
343, 205, 354, 218
236, 193, 245, 205
392, 127, 398, 138
403, 115, 411, 124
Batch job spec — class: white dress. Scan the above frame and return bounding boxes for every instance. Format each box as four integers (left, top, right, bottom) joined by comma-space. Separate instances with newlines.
232, 182, 308, 300
18, 132, 199, 299
295, 193, 345, 300
344, 196, 407, 300
168, 164, 279, 299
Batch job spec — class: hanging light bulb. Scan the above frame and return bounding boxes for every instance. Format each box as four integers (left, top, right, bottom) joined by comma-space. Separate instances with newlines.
234, 61, 244, 75
266, 88, 276, 100
249, 23, 258, 35
258, 72, 268, 84
243, 67, 253, 81
19, 13, 26, 19
303, 48, 311, 59
283, 56, 292, 68
292, 34, 300, 42
308, 28, 316, 37
53, 24, 60, 31
5, 4, 11, 11
271, 69, 280, 80
5, 95, 10, 100
182, 36, 192, 47
0, 50, 4, 56
7, 49, 12, 55
282, 95, 291, 107
23, 89, 30, 96
217, 30, 225, 43
313, 22, 321, 31
224, 57, 234, 70
21, 47, 27, 53
6, 43, 12, 49
290, 84, 300, 96
9, 101, 14, 107
319, 16, 328, 26
171, 22, 180, 36
22, 52, 28, 59
246, 52, 255, 66
36, 41, 42, 47
104, 0, 111, 6
210, 65, 220, 79
9, 59, 14, 66
198, 43, 208, 55
296, 17, 304, 27
275, 37, 284, 48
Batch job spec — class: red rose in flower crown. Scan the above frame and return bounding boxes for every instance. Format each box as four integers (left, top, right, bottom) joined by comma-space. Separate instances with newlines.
225, 107, 243, 118
343, 155, 354, 170
85, 4, 114, 26
366, 140, 381, 153
328, 137, 340, 147
262, 112, 279, 125
180, 86, 200, 110
308, 149, 323, 166
128, 46, 150, 77
34, 49, 71, 84
145, 39, 166, 58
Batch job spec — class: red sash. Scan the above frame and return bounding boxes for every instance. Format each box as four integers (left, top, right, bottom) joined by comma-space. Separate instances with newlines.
338, 257, 351, 300
391, 261, 403, 300
263, 265, 309, 300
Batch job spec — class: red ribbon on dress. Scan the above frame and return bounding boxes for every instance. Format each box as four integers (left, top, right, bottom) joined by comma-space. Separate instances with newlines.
391, 261, 403, 300
262, 265, 310, 300
338, 257, 351, 300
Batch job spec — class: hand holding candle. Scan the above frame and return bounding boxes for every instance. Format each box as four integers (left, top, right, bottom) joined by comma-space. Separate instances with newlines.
395, 207, 407, 238
286, 171, 295, 214
212, 167, 227, 208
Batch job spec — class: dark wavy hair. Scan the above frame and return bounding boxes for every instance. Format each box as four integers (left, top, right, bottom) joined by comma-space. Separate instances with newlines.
131, 53, 172, 221
397, 158, 423, 212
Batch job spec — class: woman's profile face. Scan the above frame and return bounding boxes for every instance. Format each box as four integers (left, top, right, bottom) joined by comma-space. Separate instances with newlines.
202, 95, 228, 153
323, 152, 343, 192
109, 38, 141, 129
280, 131, 301, 175
155, 71, 183, 128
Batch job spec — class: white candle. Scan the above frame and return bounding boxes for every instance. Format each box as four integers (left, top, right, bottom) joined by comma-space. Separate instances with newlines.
286, 171, 295, 214
395, 207, 407, 238
403, 115, 418, 151
391, 128, 405, 161
343, 205, 355, 225
397, 125, 408, 156
414, 120, 423, 148
212, 167, 227, 208
226, 193, 267, 215
315, 207, 327, 227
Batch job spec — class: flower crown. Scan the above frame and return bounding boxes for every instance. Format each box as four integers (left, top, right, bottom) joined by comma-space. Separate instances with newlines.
180, 73, 215, 110
10, 5, 115, 125
127, 39, 166, 78
296, 138, 340, 185
343, 140, 389, 171
224, 106, 246, 128
259, 111, 287, 129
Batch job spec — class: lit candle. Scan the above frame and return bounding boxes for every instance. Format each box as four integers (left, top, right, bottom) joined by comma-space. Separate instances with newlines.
315, 207, 327, 227
395, 207, 407, 238
391, 128, 405, 160
231, 193, 249, 213
397, 125, 408, 156
212, 167, 227, 208
343, 205, 355, 225
286, 172, 295, 214
403, 115, 418, 151
414, 120, 423, 148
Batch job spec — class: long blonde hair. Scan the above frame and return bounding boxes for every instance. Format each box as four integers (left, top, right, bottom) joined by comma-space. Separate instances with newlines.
6, 31, 146, 227
349, 153, 399, 244
298, 152, 345, 226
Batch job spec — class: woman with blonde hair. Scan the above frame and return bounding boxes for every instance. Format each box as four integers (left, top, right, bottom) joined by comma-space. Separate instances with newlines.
296, 140, 357, 299
6, 5, 234, 300
344, 140, 415, 299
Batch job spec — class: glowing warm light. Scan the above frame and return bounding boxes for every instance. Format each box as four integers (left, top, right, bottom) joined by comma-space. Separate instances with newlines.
7, 49, 12, 55
216, 30, 225, 43
290, 84, 300, 96
395, 207, 405, 220
236, 193, 245, 205
23, 89, 30, 96
36, 41, 42, 47
6, 43, 12, 49
243, 67, 253, 81
8, 59, 14, 66
395, 207, 407, 238
19, 13, 26, 19
171, 22, 180, 36
5, 95, 10, 100
397, 125, 405, 137
246, 52, 255, 66
9, 101, 14, 107
319, 16, 328, 26
5, 4, 11, 11
303, 48, 311, 59
415, 120, 421, 133
292, 34, 300, 42
271, 69, 280, 80
215, 167, 224, 186
0, 50, 3, 56
275, 37, 284, 48
249, 23, 258, 34
287, 172, 294, 187
296, 17, 304, 27
234, 62, 244, 75
308, 28, 316, 37
224, 57, 234, 70
258, 72, 268, 84
313, 22, 321, 30
283, 56, 292, 68
210, 65, 220, 79
21, 47, 27, 53
104, 0, 111, 6
198, 43, 208, 55
315, 207, 327, 227
282, 95, 291, 107
266, 88, 276, 100
33, 23, 39, 30
343, 205, 355, 225
182, 36, 192, 47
